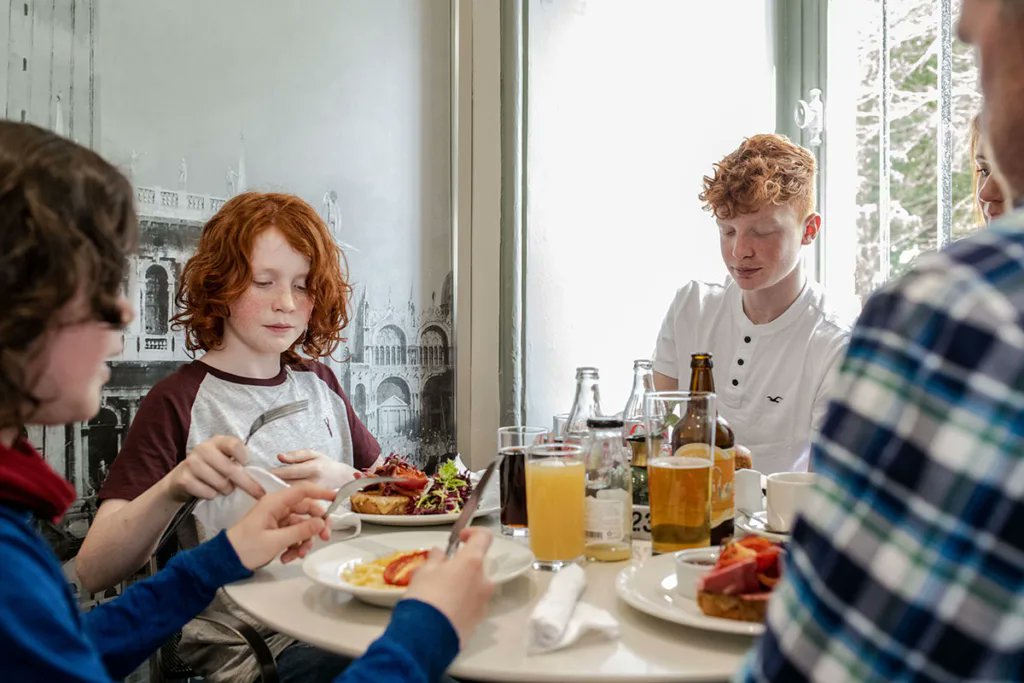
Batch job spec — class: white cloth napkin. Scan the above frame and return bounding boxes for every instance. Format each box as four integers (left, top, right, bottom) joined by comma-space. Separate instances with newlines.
192, 465, 361, 539
527, 564, 619, 654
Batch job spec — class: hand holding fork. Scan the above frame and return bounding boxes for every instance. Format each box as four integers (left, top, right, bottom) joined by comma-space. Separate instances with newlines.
157, 400, 310, 553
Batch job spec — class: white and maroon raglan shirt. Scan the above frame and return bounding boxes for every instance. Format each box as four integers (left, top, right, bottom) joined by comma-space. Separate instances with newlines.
100, 359, 380, 504
98, 358, 380, 682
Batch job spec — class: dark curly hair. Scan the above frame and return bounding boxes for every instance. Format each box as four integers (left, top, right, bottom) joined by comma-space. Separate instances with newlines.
700, 133, 816, 221
0, 121, 137, 431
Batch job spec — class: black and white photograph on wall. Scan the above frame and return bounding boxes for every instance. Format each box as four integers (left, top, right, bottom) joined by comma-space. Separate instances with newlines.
4, 0, 455, 568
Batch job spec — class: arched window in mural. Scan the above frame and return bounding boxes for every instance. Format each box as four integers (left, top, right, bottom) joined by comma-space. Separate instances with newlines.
86, 407, 120, 493
420, 326, 448, 368
144, 264, 169, 335
353, 384, 367, 423
376, 377, 411, 435
377, 325, 407, 366
421, 370, 454, 435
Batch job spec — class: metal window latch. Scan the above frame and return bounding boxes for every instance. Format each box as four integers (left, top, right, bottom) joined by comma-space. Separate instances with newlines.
794, 88, 824, 147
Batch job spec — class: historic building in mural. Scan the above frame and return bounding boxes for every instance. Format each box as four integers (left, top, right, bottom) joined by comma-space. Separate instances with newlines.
26, 159, 455, 544
340, 276, 455, 464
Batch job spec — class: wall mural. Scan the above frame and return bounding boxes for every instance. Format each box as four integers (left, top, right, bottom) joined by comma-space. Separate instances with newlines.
6, 0, 455, 566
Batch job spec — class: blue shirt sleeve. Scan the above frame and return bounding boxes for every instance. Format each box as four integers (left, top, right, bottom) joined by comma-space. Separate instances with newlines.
82, 530, 252, 678
334, 599, 460, 683
0, 509, 116, 682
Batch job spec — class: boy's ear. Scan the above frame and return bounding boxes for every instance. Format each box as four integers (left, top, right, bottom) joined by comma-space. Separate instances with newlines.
802, 214, 822, 245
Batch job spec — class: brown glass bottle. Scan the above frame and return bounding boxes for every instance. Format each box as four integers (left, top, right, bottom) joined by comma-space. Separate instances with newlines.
673, 353, 736, 545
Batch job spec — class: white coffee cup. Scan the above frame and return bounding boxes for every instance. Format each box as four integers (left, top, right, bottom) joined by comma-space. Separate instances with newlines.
765, 472, 817, 533
734, 468, 765, 515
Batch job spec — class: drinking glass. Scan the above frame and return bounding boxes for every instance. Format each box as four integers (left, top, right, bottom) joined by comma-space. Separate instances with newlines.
498, 426, 548, 536
526, 442, 585, 570
644, 391, 716, 554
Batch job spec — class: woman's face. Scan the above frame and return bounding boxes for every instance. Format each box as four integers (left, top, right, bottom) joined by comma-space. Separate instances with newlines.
976, 151, 1008, 224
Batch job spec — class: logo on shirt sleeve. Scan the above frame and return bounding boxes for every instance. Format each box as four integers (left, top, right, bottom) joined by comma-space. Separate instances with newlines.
766, 395, 783, 404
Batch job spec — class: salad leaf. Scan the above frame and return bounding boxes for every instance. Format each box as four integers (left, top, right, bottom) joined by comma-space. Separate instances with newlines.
413, 458, 471, 515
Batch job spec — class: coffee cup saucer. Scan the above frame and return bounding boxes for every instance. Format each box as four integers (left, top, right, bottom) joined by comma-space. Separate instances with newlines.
736, 510, 790, 542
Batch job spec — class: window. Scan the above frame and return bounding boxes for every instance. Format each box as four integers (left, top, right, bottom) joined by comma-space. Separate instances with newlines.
521, 1, 776, 425
820, 0, 979, 319
143, 264, 169, 335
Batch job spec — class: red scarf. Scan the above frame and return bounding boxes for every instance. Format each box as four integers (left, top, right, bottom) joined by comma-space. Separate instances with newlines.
0, 437, 76, 522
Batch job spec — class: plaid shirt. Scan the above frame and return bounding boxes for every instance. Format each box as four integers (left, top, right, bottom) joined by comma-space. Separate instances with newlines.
739, 208, 1024, 682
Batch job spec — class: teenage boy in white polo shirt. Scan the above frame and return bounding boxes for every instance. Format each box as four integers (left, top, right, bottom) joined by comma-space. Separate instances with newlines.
652, 134, 850, 474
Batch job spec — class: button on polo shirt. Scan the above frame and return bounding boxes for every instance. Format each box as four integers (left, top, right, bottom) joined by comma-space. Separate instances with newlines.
652, 278, 851, 474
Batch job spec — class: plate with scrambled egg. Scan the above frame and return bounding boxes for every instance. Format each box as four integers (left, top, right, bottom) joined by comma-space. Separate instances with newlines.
302, 531, 534, 607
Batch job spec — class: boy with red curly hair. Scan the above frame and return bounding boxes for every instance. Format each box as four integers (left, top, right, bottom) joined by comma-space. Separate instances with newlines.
652, 134, 849, 474
77, 192, 381, 681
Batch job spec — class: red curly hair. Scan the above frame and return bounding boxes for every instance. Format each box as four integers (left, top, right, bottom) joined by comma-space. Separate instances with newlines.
700, 134, 816, 221
172, 192, 351, 365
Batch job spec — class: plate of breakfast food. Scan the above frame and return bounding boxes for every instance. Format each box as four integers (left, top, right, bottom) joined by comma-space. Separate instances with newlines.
302, 530, 534, 607
347, 454, 499, 526
615, 536, 783, 636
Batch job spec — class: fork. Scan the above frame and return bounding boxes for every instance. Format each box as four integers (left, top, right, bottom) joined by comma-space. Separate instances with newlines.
243, 399, 309, 445
154, 399, 311, 554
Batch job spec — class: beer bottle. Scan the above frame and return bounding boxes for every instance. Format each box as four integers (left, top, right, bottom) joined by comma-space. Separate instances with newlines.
678, 353, 736, 544
623, 360, 654, 540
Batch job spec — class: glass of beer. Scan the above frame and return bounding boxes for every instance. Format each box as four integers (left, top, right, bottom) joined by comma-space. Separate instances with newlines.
644, 391, 716, 554
498, 426, 548, 536
526, 442, 585, 570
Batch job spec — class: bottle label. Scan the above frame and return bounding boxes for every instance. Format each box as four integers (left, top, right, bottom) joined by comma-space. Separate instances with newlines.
631, 504, 651, 540
711, 446, 735, 528
586, 496, 627, 542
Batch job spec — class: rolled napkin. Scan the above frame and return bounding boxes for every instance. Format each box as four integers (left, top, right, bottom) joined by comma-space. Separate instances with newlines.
527, 564, 619, 654
193, 465, 361, 539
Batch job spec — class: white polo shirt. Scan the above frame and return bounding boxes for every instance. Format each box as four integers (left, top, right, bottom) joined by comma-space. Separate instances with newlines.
652, 278, 850, 474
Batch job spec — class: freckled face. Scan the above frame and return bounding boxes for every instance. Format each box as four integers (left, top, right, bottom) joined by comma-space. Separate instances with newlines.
221, 227, 313, 359
718, 203, 813, 292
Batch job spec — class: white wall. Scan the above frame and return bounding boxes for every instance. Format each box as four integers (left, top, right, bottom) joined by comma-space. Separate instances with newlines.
95, 0, 452, 307
525, 0, 776, 425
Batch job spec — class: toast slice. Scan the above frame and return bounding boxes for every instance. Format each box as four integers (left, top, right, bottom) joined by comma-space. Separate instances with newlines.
696, 590, 769, 623
350, 491, 413, 515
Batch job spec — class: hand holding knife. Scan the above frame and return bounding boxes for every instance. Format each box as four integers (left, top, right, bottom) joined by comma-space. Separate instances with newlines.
445, 457, 500, 557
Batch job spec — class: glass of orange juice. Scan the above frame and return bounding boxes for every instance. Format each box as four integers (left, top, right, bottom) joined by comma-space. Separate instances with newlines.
526, 443, 585, 571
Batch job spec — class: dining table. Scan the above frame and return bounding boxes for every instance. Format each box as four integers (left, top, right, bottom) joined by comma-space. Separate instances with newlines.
224, 514, 757, 682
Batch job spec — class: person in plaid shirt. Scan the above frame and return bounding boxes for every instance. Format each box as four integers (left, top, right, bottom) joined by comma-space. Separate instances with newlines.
739, 1, 1024, 680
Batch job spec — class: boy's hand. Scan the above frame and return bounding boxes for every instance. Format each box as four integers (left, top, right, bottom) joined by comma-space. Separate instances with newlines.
225, 484, 334, 570
166, 435, 264, 503
276, 450, 360, 489
403, 527, 495, 647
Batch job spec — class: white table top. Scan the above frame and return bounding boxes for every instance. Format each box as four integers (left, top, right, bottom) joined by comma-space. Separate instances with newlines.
224, 517, 754, 682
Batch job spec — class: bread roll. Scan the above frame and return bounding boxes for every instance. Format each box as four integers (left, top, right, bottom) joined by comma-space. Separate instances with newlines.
350, 491, 413, 515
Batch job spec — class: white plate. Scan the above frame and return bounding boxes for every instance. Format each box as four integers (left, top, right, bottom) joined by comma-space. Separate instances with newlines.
735, 511, 790, 543
303, 530, 533, 607
341, 498, 499, 526
615, 554, 765, 636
